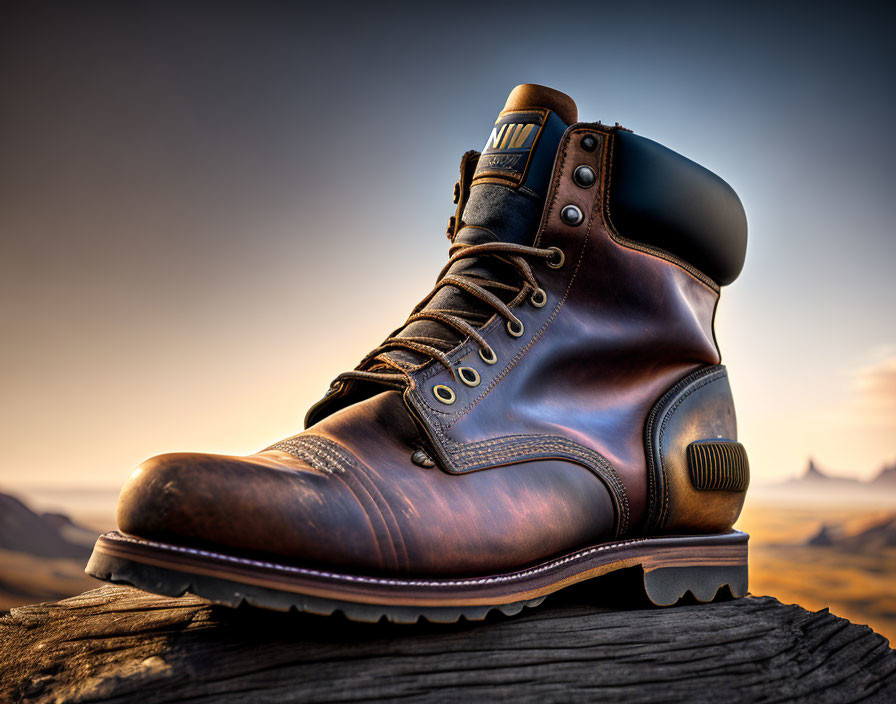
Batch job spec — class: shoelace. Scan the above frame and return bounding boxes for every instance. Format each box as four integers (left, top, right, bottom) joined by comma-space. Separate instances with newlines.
332, 239, 563, 386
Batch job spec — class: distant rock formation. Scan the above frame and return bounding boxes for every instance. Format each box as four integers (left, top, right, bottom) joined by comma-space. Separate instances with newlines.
872, 463, 896, 486
807, 512, 896, 550
803, 458, 827, 480
0, 491, 93, 560
794, 457, 859, 484
807, 524, 835, 546
774, 457, 896, 493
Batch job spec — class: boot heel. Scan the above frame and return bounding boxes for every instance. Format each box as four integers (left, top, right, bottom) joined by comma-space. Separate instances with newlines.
642, 563, 748, 606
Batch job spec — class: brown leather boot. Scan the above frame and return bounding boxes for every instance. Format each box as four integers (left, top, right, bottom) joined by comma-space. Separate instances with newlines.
87, 84, 751, 623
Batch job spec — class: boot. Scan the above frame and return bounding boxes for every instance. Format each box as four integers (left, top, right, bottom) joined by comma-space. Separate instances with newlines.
87, 84, 750, 623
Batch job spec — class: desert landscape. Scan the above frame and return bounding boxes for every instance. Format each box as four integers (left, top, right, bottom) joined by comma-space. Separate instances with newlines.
739, 459, 896, 642
2, 458, 895, 642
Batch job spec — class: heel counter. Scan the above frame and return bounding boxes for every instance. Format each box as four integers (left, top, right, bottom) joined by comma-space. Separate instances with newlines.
644, 365, 749, 534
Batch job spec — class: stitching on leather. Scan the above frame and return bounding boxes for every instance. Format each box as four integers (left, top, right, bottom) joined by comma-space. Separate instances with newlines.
643, 365, 727, 531
442, 433, 629, 535
410, 126, 604, 420
403, 128, 630, 536
267, 435, 357, 475
267, 434, 403, 570
656, 367, 729, 529
444, 127, 597, 426
103, 532, 650, 588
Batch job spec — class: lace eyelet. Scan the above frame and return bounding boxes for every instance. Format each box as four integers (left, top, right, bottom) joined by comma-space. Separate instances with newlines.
458, 366, 481, 387
530, 288, 547, 308
546, 247, 565, 269
506, 319, 525, 338
479, 347, 498, 365
433, 384, 456, 405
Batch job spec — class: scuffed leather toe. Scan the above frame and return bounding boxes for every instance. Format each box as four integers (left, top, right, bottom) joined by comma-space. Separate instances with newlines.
116, 450, 391, 571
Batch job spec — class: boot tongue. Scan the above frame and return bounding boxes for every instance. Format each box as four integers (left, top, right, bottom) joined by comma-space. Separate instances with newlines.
457, 84, 577, 247
376, 86, 576, 370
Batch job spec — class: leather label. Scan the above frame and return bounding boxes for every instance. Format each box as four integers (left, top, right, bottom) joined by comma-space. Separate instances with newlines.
472, 109, 548, 188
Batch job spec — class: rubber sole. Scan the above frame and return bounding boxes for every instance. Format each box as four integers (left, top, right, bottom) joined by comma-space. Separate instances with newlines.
86, 530, 748, 624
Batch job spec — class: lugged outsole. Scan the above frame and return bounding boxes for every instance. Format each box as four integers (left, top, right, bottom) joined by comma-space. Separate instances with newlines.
642, 565, 748, 606
86, 530, 748, 624
87, 552, 546, 624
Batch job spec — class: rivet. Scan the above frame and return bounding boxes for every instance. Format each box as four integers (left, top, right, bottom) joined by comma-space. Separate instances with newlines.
573, 165, 596, 188
411, 448, 436, 468
581, 134, 597, 152
560, 204, 584, 226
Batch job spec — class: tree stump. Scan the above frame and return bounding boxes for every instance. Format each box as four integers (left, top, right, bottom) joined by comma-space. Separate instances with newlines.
1, 584, 894, 703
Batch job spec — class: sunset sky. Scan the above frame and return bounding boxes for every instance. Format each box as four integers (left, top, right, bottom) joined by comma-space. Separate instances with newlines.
1, 1, 894, 494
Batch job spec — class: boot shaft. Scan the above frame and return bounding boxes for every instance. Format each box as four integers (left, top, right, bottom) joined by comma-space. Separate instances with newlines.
309, 85, 749, 535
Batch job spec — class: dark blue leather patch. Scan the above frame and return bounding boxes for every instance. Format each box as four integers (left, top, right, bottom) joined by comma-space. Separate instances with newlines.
472, 109, 568, 201
473, 109, 547, 187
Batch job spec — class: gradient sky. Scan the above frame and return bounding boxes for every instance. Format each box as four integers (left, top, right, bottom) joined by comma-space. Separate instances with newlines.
1, 0, 894, 492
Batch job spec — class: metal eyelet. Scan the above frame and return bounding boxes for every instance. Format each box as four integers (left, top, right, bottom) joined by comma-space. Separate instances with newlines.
573, 165, 596, 188
506, 318, 525, 337
432, 384, 456, 405
458, 366, 481, 387
479, 347, 498, 365
530, 288, 547, 308
546, 246, 565, 269
560, 204, 584, 226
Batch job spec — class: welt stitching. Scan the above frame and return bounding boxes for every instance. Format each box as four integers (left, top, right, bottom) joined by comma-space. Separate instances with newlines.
105, 532, 649, 588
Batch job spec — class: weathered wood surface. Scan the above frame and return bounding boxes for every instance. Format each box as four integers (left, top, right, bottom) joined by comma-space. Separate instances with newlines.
1, 584, 894, 703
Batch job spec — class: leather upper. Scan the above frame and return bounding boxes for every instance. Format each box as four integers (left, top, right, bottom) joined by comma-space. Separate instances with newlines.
118, 390, 615, 575
398, 126, 721, 533
116, 120, 741, 578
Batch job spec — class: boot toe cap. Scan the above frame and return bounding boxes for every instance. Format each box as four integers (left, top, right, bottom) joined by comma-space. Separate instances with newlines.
116, 450, 385, 569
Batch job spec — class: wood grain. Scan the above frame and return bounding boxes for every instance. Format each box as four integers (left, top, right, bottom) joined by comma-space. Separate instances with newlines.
1, 583, 894, 703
